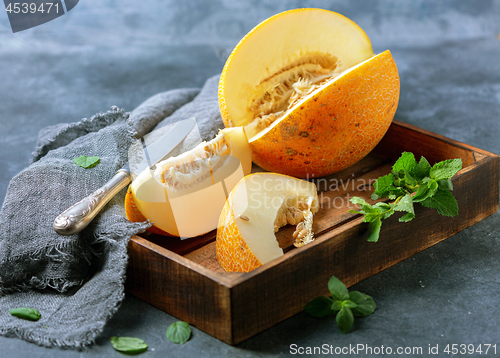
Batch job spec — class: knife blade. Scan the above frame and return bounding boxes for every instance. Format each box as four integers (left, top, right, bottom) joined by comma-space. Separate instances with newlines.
128, 117, 198, 178
53, 117, 197, 235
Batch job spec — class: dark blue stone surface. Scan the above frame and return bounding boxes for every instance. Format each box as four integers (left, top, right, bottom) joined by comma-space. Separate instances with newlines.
1, 1, 499, 357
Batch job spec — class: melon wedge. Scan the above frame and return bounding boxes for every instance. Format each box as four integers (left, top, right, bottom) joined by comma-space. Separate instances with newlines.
125, 127, 252, 237
216, 173, 319, 272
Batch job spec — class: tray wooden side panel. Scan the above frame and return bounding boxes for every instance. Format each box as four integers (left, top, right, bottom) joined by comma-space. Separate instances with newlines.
125, 237, 237, 343
228, 154, 499, 344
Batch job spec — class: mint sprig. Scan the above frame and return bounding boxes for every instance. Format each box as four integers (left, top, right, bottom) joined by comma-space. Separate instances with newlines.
349, 152, 462, 242
305, 275, 375, 334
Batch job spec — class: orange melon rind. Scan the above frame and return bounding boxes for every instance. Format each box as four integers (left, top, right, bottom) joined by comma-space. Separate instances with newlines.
216, 199, 262, 273
124, 186, 173, 236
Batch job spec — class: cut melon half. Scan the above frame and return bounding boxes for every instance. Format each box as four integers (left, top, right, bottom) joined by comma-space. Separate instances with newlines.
219, 8, 399, 178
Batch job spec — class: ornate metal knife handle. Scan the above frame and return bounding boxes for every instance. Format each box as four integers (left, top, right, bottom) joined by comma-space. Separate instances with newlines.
53, 169, 132, 235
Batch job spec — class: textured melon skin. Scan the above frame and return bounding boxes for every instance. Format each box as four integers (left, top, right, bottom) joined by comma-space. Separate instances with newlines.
249, 51, 400, 178
216, 198, 262, 273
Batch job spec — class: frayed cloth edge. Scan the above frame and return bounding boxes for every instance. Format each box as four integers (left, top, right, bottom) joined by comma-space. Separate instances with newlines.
0, 220, 147, 349
31, 106, 130, 163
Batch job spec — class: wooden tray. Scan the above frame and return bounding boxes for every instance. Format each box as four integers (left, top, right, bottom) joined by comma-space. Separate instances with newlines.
125, 120, 499, 345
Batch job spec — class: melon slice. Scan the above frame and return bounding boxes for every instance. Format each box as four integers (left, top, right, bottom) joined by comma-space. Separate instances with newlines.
126, 127, 252, 237
216, 173, 319, 272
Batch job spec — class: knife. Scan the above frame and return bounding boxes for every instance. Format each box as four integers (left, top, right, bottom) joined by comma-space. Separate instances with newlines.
53, 117, 197, 235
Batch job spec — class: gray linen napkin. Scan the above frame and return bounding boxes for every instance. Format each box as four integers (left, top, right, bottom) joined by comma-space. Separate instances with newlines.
0, 75, 224, 348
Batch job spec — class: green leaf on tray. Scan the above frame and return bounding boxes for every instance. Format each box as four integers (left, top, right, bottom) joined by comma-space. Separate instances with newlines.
73, 155, 100, 169
411, 156, 432, 179
350, 152, 462, 243
166, 321, 192, 344
438, 178, 454, 191
367, 217, 383, 242
412, 178, 438, 202
420, 188, 459, 217
371, 173, 395, 199
429, 158, 463, 181
392, 193, 415, 222
392, 151, 416, 175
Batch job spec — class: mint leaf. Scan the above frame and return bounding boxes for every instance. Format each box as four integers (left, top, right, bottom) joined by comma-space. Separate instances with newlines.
430, 158, 462, 180
350, 199, 393, 221
350, 199, 392, 242
352, 153, 460, 242
367, 218, 382, 242
305, 296, 335, 317
342, 300, 358, 309
413, 178, 438, 203
412, 184, 430, 203
331, 300, 342, 312
399, 212, 415, 223
349, 197, 377, 215
166, 321, 192, 344
392, 193, 415, 222
110, 337, 148, 354
403, 169, 418, 187
438, 178, 454, 191
373, 202, 395, 219
336, 306, 354, 334
363, 210, 382, 224
371, 173, 395, 199
349, 291, 376, 317
388, 185, 406, 199
328, 276, 349, 301
392, 152, 416, 176
421, 188, 459, 217
73, 155, 100, 169
411, 156, 431, 179
9, 307, 41, 321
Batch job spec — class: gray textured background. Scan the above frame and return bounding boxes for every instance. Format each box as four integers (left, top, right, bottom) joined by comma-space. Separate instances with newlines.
1, 1, 500, 357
